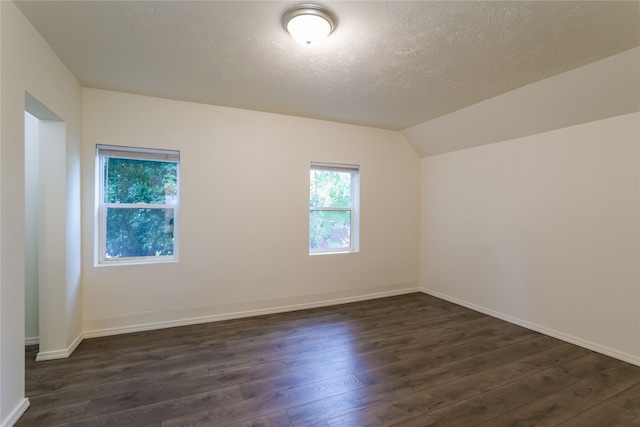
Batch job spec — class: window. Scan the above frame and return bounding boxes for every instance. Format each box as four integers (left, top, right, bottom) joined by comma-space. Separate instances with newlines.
97, 145, 179, 264
309, 162, 359, 254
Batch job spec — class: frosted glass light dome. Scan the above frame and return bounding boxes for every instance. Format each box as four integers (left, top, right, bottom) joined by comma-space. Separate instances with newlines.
283, 4, 337, 45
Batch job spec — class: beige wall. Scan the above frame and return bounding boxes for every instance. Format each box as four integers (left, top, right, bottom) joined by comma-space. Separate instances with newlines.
81, 88, 421, 336
0, 1, 82, 425
421, 112, 640, 364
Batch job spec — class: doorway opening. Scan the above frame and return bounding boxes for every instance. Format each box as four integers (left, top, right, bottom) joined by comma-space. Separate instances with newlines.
24, 92, 66, 360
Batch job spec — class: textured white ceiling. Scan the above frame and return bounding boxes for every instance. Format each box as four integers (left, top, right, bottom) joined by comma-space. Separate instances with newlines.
15, 1, 640, 130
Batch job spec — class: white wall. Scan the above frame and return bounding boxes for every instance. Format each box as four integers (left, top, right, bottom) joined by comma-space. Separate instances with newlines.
37, 119, 77, 361
0, 2, 82, 425
81, 88, 421, 336
24, 112, 38, 344
421, 112, 640, 364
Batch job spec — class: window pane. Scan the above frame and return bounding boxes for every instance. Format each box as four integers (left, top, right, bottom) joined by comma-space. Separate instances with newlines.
104, 158, 178, 204
310, 210, 351, 250
106, 207, 174, 258
310, 170, 351, 208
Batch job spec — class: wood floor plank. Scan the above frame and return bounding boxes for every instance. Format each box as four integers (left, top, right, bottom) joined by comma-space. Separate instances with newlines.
17, 293, 639, 427
14, 400, 90, 427
557, 352, 631, 379
609, 382, 640, 411
312, 344, 577, 427
428, 367, 579, 425
286, 354, 468, 425
474, 397, 575, 427
161, 375, 365, 426
546, 362, 640, 415
557, 401, 640, 427
29, 365, 210, 408
64, 387, 244, 427
283, 344, 402, 373
225, 411, 293, 427
390, 414, 442, 427
240, 359, 368, 400
324, 397, 443, 427
287, 335, 559, 426
82, 377, 244, 417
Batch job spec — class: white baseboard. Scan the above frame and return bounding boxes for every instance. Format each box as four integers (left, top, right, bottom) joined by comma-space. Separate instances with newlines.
24, 336, 39, 346
83, 285, 420, 339
422, 288, 640, 367
35, 332, 83, 361
1, 398, 29, 427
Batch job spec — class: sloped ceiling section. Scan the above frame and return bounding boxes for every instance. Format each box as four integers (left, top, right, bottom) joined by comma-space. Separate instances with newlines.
15, 1, 640, 137
404, 47, 640, 157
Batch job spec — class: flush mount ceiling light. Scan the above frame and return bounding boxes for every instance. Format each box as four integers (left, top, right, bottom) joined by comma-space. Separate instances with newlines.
282, 4, 337, 45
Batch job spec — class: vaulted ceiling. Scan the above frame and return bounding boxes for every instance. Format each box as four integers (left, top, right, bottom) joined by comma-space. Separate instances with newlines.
15, 1, 640, 131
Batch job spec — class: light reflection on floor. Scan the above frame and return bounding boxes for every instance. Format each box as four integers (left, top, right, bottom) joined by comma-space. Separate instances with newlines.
279, 319, 377, 425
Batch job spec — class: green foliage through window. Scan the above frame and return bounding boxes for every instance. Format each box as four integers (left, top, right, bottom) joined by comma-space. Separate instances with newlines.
104, 158, 177, 204
106, 207, 174, 258
309, 164, 358, 252
98, 146, 179, 262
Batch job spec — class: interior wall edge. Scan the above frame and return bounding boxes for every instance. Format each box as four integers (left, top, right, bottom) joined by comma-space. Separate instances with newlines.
34, 332, 83, 362
83, 283, 420, 339
421, 288, 640, 367
0, 398, 29, 427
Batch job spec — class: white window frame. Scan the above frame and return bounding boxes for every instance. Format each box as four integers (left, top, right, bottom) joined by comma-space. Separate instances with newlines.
309, 161, 360, 255
96, 145, 180, 265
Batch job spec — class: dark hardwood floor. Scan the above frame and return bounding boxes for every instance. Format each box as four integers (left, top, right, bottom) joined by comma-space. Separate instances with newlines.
18, 293, 640, 426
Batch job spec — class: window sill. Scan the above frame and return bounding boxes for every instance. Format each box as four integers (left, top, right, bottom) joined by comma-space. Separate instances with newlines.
96, 258, 180, 267
309, 250, 359, 256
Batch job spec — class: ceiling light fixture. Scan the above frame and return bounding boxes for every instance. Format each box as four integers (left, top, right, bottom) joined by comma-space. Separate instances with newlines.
282, 4, 337, 45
